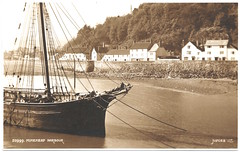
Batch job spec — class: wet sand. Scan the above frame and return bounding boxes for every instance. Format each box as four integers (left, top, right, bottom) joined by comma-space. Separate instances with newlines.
131, 78, 238, 95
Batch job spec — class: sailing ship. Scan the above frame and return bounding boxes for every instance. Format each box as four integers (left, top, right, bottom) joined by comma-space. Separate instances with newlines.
4, 2, 132, 137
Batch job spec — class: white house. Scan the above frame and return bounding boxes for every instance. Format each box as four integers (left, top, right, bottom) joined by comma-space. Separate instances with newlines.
147, 43, 159, 61
91, 47, 109, 61
59, 47, 90, 61
101, 49, 130, 61
91, 48, 97, 61
182, 42, 204, 60
204, 40, 238, 61
182, 40, 238, 61
130, 42, 153, 61
227, 45, 238, 61
59, 53, 87, 61
204, 40, 228, 61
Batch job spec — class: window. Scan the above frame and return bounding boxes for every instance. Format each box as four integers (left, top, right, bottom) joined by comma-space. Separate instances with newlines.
208, 57, 211, 60
187, 45, 191, 49
184, 57, 188, 60
187, 51, 191, 55
223, 57, 226, 61
220, 51, 224, 54
197, 52, 200, 55
231, 57, 235, 60
207, 52, 211, 55
202, 58, 205, 60
232, 51, 235, 54
220, 45, 224, 48
207, 46, 211, 48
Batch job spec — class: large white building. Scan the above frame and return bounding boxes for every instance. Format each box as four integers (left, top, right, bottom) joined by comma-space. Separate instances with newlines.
101, 49, 130, 61
130, 42, 153, 61
182, 40, 238, 61
59, 47, 90, 61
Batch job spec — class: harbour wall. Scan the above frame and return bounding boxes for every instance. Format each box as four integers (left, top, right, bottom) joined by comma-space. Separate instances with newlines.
3, 60, 238, 80
92, 60, 238, 80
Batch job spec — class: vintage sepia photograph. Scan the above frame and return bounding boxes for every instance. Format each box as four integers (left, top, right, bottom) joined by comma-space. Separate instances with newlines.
1, 0, 238, 150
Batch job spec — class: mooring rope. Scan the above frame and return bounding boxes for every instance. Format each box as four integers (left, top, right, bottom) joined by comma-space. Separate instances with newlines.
107, 110, 175, 148
114, 98, 187, 132
89, 96, 175, 148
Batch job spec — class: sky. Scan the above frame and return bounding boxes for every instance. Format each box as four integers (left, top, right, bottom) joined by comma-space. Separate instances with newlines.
0, 0, 157, 51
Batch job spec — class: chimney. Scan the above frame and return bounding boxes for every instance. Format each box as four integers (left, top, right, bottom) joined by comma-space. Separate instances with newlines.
102, 42, 105, 48
182, 39, 185, 47
196, 40, 199, 46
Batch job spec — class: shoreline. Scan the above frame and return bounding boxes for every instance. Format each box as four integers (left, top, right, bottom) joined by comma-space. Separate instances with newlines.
4, 73, 237, 95
130, 78, 238, 95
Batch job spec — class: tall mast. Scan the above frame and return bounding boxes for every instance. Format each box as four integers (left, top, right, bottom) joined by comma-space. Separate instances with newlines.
39, 2, 51, 98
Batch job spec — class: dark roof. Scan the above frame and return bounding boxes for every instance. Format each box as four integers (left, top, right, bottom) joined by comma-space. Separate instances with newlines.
95, 46, 109, 54
190, 41, 204, 51
130, 42, 153, 50
106, 49, 130, 55
229, 44, 238, 50
65, 47, 93, 60
156, 47, 171, 57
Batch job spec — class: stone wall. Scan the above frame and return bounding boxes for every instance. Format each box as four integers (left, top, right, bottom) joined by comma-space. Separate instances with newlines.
92, 61, 238, 80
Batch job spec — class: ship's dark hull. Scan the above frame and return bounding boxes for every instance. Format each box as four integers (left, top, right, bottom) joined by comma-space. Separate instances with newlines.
4, 94, 115, 137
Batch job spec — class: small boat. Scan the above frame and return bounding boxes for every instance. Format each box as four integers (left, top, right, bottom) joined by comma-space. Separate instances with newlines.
3, 2, 132, 137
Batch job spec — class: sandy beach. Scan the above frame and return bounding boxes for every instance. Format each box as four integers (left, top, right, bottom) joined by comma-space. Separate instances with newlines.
130, 78, 238, 95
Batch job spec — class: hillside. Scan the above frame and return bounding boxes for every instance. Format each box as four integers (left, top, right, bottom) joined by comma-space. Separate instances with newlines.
63, 3, 238, 54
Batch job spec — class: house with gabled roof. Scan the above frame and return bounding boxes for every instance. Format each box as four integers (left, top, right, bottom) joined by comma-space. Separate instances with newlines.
129, 42, 153, 61
101, 49, 130, 61
91, 46, 109, 61
227, 44, 238, 61
182, 41, 204, 60
182, 40, 238, 61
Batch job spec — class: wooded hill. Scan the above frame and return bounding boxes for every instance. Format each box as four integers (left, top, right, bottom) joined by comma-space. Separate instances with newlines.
63, 3, 238, 54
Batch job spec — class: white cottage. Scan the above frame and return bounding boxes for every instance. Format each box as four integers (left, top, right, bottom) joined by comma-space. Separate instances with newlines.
182, 40, 238, 61
91, 47, 109, 61
204, 40, 228, 61
204, 40, 238, 61
227, 45, 238, 61
182, 42, 204, 60
59, 47, 90, 61
101, 49, 130, 61
130, 42, 153, 61
147, 43, 159, 61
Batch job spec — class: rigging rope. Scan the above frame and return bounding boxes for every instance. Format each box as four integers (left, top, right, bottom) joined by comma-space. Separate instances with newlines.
49, 3, 95, 92
58, 2, 126, 85
71, 2, 130, 85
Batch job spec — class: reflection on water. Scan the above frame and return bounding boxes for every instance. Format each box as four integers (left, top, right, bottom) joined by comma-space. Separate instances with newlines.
4, 78, 238, 148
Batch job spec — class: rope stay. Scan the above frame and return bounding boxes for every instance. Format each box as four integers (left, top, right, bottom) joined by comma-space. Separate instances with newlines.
88, 95, 174, 148
107, 110, 175, 148
115, 98, 187, 132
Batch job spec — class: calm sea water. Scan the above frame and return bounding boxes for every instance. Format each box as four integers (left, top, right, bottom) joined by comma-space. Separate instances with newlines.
3, 77, 238, 148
